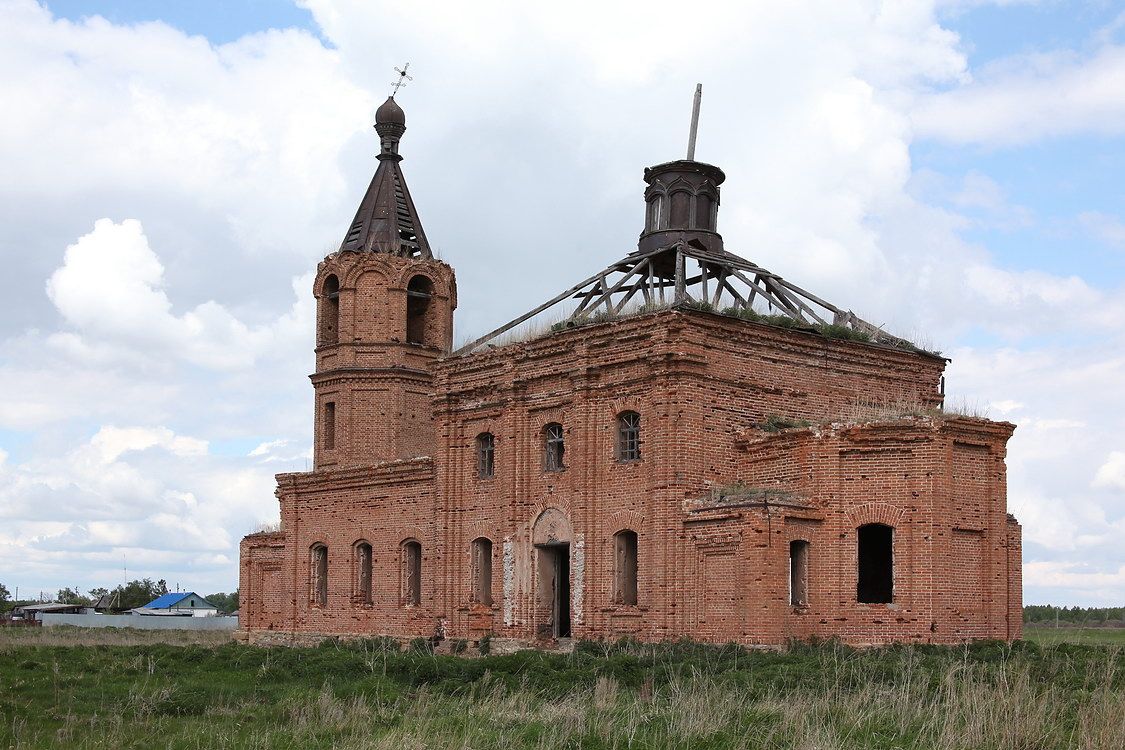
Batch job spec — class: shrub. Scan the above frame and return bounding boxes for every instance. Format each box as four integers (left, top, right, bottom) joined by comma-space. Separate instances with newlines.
759, 415, 812, 432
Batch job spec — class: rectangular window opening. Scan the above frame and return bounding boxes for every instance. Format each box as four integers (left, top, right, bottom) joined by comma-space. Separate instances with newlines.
789, 540, 809, 606
323, 401, 336, 451
614, 531, 639, 606
471, 539, 493, 606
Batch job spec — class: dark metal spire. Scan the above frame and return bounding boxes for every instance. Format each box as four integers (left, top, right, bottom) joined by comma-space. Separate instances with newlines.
338, 88, 432, 258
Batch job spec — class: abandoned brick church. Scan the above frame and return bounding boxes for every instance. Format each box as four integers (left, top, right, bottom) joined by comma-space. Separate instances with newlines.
240, 94, 1022, 647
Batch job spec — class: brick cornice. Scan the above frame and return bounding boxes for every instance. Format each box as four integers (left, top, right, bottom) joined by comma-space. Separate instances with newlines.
309, 366, 433, 386
277, 457, 434, 495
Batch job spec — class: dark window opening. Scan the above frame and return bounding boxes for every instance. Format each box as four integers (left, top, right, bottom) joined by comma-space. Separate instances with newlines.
406, 275, 433, 345
617, 411, 641, 461
476, 432, 495, 479
311, 544, 328, 606
470, 537, 493, 606
790, 540, 809, 606
323, 402, 336, 451
402, 540, 422, 606
544, 423, 565, 472
857, 524, 894, 604
318, 275, 340, 346
355, 542, 372, 605
613, 530, 639, 606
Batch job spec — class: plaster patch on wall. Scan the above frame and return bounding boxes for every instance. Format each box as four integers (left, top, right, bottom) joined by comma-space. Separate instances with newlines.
503, 537, 515, 627
573, 535, 585, 623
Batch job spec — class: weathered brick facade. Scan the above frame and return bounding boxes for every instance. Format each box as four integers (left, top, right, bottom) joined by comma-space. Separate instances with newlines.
240, 100, 1022, 647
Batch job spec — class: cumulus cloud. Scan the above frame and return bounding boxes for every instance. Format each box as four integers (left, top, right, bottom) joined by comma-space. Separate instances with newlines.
0, 0, 1122, 603
46, 218, 308, 370
912, 44, 1125, 146
1094, 452, 1125, 491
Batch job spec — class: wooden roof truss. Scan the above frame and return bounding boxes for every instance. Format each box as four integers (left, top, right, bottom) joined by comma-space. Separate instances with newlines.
454, 242, 911, 356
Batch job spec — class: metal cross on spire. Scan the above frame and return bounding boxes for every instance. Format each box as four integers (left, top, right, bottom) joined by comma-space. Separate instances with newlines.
391, 63, 412, 96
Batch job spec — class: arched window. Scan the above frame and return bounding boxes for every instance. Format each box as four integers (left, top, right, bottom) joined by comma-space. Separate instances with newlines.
544, 423, 565, 472
470, 537, 493, 606
318, 275, 340, 346
613, 530, 638, 605
401, 540, 422, 606
476, 432, 495, 479
670, 190, 691, 227
857, 524, 893, 603
616, 411, 641, 461
406, 275, 433, 346
694, 193, 714, 230
647, 194, 666, 231
310, 544, 328, 606
355, 541, 372, 605
789, 540, 809, 606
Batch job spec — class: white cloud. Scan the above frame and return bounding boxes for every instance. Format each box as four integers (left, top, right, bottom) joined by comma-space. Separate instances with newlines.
912, 45, 1125, 146
46, 218, 311, 370
989, 399, 1024, 414
1079, 211, 1125, 250
1094, 452, 1125, 491
0, 1, 372, 257
249, 439, 287, 457
1025, 561, 1125, 601
0, 0, 1122, 604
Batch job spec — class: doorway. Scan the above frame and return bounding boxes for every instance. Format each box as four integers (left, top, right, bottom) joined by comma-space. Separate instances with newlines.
537, 544, 571, 638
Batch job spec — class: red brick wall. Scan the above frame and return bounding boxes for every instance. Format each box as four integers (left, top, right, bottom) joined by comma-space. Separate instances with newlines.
242, 305, 1021, 646
311, 252, 456, 471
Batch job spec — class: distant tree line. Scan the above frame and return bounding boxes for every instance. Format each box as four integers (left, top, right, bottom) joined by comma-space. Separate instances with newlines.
205, 591, 239, 612
0, 580, 237, 614
1024, 605, 1125, 626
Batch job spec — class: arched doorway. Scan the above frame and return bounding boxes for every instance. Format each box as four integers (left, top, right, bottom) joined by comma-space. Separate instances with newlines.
532, 508, 573, 638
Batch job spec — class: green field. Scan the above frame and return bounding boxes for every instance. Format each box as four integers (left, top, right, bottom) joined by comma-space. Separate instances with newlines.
1, 627, 1122, 749
1022, 626, 1125, 646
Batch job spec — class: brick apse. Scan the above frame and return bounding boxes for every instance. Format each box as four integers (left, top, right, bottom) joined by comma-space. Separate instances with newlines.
240, 95, 1022, 647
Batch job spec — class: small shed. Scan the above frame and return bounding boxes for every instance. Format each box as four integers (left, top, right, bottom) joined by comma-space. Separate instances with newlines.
10, 603, 85, 622
137, 592, 218, 617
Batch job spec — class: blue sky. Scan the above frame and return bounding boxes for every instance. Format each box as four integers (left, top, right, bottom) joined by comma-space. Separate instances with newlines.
45, 0, 319, 43
1, 0, 1124, 607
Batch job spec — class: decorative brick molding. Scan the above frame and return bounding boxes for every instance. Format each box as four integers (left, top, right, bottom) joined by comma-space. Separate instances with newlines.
845, 502, 907, 530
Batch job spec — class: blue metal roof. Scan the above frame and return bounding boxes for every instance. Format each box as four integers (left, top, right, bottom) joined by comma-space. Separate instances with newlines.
143, 592, 212, 609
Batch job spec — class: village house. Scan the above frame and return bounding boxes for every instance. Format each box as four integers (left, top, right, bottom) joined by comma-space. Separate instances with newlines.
240, 94, 1021, 647
135, 592, 220, 617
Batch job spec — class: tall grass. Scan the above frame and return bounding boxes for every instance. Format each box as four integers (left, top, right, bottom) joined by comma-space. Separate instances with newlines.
1, 635, 1121, 749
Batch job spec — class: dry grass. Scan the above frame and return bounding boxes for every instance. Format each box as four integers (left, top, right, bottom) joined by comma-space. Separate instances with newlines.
830, 395, 991, 424
0, 625, 234, 650
2, 636, 1121, 749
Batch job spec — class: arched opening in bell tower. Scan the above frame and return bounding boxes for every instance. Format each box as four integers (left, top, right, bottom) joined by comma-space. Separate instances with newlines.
318, 275, 340, 345
406, 275, 433, 345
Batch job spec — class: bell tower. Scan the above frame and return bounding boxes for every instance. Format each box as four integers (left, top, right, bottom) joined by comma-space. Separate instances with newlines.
311, 95, 456, 471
